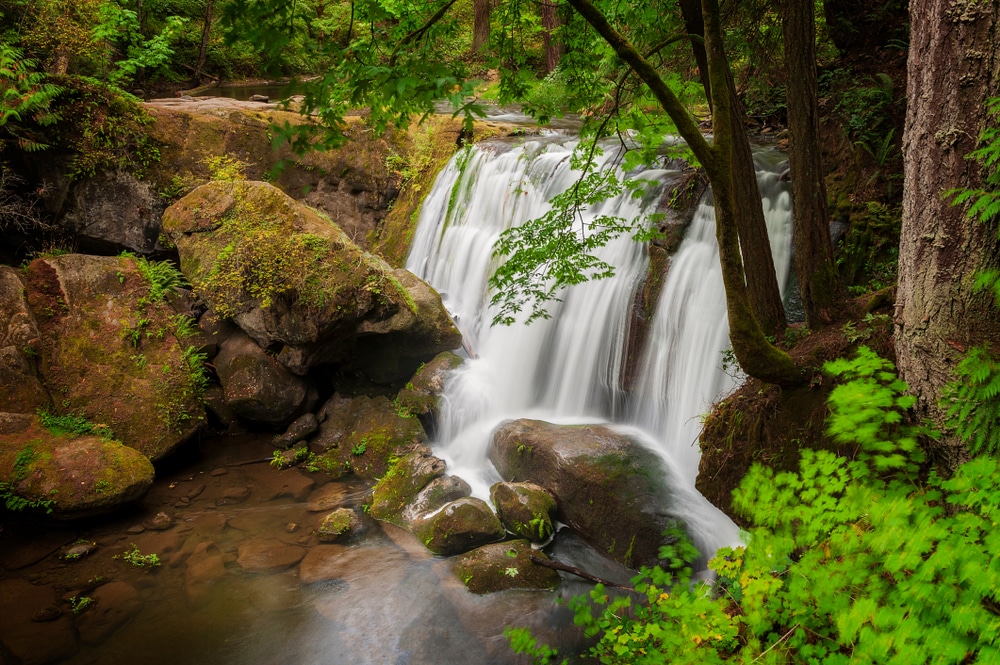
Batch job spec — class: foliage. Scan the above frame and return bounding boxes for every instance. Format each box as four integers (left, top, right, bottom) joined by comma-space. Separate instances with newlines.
516, 348, 1000, 664
70, 595, 93, 615
117, 544, 161, 568
37, 409, 115, 439
204, 154, 249, 182
0, 44, 62, 151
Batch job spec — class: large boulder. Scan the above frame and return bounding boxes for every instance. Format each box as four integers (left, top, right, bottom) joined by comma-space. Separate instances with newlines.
161, 180, 460, 379
310, 394, 427, 479
0, 414, 155, 518
19, 254, 205, 459
213, 330, 309, 425
0, 267, 50, 413
56, 170, 165, 254
395, 351, 463, 433
488, 419, 689, 569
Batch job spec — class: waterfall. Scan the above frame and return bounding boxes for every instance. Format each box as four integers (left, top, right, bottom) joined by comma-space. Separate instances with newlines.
405, 136, 792, 557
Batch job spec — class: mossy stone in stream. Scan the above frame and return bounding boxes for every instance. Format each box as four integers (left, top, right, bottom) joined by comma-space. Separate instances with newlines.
452, 539, 560, 594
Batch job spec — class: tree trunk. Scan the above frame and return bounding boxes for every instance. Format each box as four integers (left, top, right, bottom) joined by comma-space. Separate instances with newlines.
472, 0, 491, 52
895, 0, 1000, 461
677, 0, 710, 107
540, 1, 561, 73
195, 0, 216, 80
782, 0, 841, 328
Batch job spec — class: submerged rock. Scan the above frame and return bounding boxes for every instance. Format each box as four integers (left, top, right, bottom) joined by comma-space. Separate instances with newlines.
411, 497, 505, 556
452, 539, 560, 594
75, 581, 144, 645
488, 418, 691, 569
0, 415, 154, 518
161, 181, 460, 379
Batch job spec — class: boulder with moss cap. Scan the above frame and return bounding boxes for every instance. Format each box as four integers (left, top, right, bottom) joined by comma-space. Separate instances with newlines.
161, 180, 460, 379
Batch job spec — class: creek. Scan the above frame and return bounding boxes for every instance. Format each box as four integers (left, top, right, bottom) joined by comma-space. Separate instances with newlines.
0, 133, 792, 665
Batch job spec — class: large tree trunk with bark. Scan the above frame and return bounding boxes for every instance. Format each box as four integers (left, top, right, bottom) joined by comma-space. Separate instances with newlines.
895, 0, 1000, 462
472, 0, 491, 52
540, 1, 561, 73
782, 0, 841, 328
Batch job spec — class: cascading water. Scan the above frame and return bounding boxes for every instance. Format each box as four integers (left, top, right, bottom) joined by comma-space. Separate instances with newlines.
406, 135, 793, 559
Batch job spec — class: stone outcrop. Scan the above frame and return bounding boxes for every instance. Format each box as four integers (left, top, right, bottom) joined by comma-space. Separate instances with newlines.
395, 350, 463, 433
490, 481, 556, 543
0, 267, 50, 412
162, 180, 461, 379
0, 414, 155, 518
14, 254, 205, 459
488, 418, 691, 569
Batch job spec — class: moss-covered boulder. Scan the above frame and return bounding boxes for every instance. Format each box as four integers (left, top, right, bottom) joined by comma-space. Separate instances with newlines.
411, 497, 505, 556
0, 414, 154, 518
395, 351, 463, 430
310, 394, 427, 479
20, 254, 206, 460
369, 449, 447, 525
488, 418, 690, 570
214, 330, 308, 425
399, 475, 471, 527
452, 539, 561, 594
317, 508, 361, 542
490, 481, 557, 543
162, 180, 460, 379
0, 267, 50, 413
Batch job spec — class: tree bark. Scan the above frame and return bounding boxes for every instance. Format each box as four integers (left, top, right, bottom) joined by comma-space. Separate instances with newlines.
895, 0, 1000, 461
472, 0, 491, 52
195, 0, 216, 80
540, 1, 561, 73
782, 0, 841, 328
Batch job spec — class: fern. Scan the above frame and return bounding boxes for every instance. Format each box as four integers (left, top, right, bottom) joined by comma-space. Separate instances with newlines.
0, 45, 62, 150
942, 346, 1000, 455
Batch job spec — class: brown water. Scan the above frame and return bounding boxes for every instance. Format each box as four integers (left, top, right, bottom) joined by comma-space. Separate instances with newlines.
0, 435, 591, 665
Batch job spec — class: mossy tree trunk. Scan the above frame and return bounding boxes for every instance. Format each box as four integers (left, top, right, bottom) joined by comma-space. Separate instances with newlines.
783, 0, 842, 328
564, 0, 801, 385
895, 0, 1000, 460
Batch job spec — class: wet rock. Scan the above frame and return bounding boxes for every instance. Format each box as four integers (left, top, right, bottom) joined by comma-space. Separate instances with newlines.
213, 330, 308, 426
490, 481, 556, 543
75, 581, 144, 645
305, 483, 348, 512
236, 538, 306, 573
209, 468, 228, 477
61, 541, 97, 562
203, 385, 241, 430
298, 544, 349, 584
125, 525, 145, 535
299, 544, 409, 586
394, 351, 462, 424
488, 418, 690, 569
161, 181, 459, 377
452, 539, 560, 594
311, 394, 427, 480
274, 413, 319, 447
257, 467, 315, 502
143, 512, 175, 531
411, 497, 505, 556
399, 475, 472, 527
32, 606, 62, 622
19, 254, 206, 459
317, 508, 360, 542
216, 486, 250, 506
369, 449, 447, 526
0, 578, 78, 664
0, 267, 50, 413
0, 416, 154, 519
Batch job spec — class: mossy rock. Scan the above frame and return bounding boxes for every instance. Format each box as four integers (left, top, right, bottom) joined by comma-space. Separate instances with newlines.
311, 394, 427, 480
213, 330, 308, 425
488, 418, 691, 570
317, 508, 360, 542
0, 267, 50, 413
452, 539, 561, 594
395, 351, 463, 420
0, 414, 154, 518
20, 254, 205, 460
411, 497, 505, 556
490, 481, 556, 543
162, 180, 458, 378
369, 449, 447, 526
399, 474, 471, 526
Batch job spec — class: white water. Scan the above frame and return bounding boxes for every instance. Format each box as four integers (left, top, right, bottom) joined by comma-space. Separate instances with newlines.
405, 137, 792, 558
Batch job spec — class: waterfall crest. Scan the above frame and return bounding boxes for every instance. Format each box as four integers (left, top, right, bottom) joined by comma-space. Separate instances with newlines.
405, 136, 792, 556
